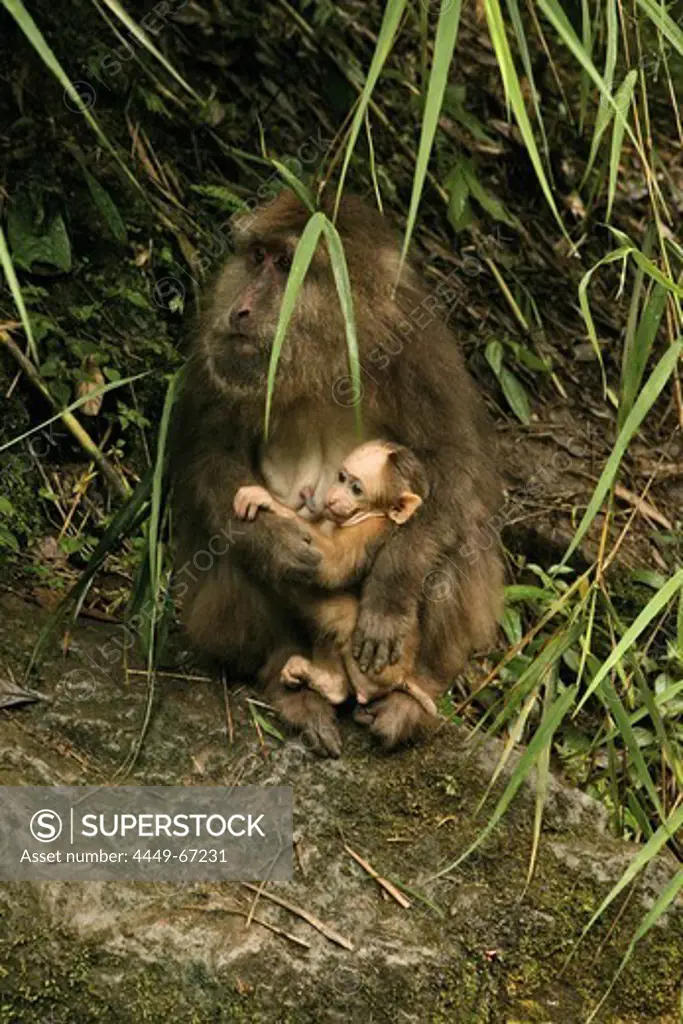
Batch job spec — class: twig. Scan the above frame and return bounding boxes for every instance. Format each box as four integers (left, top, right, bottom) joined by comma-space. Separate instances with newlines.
181, 903, 311, 950
242, 883, 354, 950
0, 329, 130, 499
344, 845, 411, 909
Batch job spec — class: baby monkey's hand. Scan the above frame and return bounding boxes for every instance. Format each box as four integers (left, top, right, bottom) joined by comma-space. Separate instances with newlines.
234, 485, 276, 521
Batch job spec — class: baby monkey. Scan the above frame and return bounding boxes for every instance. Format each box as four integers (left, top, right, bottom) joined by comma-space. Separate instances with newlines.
234, 440, 440, 721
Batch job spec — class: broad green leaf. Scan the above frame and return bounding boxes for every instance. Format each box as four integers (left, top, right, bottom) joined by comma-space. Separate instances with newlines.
7, 192, 71, 273
446, 159, 470, 232
81, 168, 127, 243
562, 340, 683, 565
461, 159, 518, 229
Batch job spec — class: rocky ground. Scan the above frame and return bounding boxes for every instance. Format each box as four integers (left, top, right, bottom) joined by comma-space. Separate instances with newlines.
1, 591, 681, 1024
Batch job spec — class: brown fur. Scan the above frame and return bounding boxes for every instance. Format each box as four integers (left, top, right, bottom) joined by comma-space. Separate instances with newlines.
170, 190, 503, 755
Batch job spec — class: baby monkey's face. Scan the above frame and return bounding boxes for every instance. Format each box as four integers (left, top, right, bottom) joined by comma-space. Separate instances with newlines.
323, 443, 389, 524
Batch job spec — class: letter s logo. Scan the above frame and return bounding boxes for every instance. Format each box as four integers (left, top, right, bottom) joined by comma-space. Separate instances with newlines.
30, 809, 63, 843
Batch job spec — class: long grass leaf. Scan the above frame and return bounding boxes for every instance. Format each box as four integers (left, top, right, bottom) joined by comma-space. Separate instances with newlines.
606, 71, 637, 221
0, 226, 37, 362
25, 467, 154, 677
484, 0, 565, 234
562, 340, 683, 564
427, 684, 577, 881
398, 0, 462, 276
334, 0, 407, 217
264, 213, 326, 437
575, 568, 683, 712
597, 679, 664, 820
585, 866, 683, 1023
2, 0, 140, 193
635, 0, 683, 59
99, 0, 201, 100
321, 219, 363, 436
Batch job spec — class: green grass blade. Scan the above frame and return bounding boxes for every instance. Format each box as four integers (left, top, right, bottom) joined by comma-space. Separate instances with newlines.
0, 225, 37, 362
585, 866, 683, 1023
0, 371, 150, 456
606, 71, 637, 221
620, 281, 667, 427
264, 212, 326, 437
321, 219, 363, 436
2, 0, 141, 193
578, 0, 593, 132
505, 0, 549, 158
271, 161, 316, 212
25, 467, 154, 678
148, 372, 181, 595
334, 0, 407, 217
581, 0, 618, 186
525, 672, 555, 887
398, 0, 462, 275
635, 0, 683, 59
597, 678, 664, 820
484, 0, 565, 235
99, 0, 201, 100
427, 684, 577, 881
578, 245, 631, 389
575, 567, 683, 713
562, 339, 683, 565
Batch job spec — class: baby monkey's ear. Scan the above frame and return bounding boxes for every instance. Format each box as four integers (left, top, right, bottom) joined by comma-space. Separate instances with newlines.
388, 491, 422, 525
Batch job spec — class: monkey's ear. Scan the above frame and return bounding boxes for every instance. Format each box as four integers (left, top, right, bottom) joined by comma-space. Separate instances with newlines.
388, 491, 422, 524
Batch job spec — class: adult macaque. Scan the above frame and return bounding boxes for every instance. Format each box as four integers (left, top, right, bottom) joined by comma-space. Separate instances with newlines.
233, 440, 440, 726
171, 189, 502, 756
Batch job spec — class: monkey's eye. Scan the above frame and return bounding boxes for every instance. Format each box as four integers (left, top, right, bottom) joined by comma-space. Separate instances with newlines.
338, 471, 347, 484
275, 252, 292, 272
351, 482, 364, 498
251, 246, 266, 266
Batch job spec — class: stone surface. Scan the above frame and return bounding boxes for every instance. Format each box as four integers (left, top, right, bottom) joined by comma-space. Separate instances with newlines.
0, 592, 681, 1023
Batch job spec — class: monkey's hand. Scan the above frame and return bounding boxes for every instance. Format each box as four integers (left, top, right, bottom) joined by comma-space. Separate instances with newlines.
234, 485, 276, 521
259, 516, 322, 586
352, 604, 415, 675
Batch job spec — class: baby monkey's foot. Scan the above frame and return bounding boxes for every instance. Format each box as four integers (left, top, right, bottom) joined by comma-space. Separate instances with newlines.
233, 485, 274, 521
280, 655, 350, 706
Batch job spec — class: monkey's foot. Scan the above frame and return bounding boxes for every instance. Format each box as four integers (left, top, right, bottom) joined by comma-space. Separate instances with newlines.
281, 655, 350, 706
353, 690, 438, 749
265, 674, 343, 758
